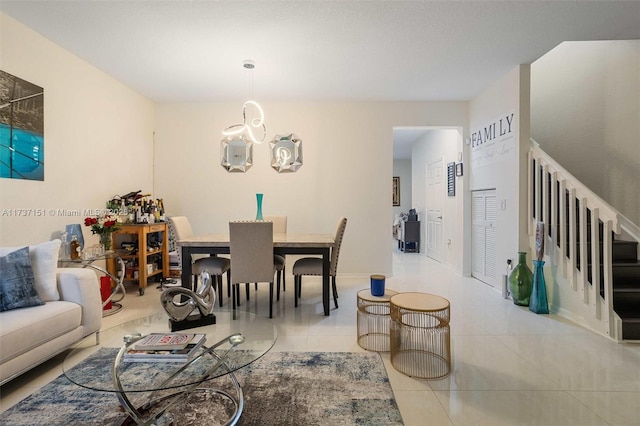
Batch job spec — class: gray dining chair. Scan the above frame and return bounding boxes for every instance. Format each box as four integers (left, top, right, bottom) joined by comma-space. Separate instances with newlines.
292, 217, 347, 309
168, 216, 230, 307
264, 215, 287, 296
229, 220, 277, 318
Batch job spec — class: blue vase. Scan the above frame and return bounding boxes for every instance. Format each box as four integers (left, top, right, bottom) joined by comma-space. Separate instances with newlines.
65, 224, 84, 250
529, 260, 549, 314
256, 193, 264, 220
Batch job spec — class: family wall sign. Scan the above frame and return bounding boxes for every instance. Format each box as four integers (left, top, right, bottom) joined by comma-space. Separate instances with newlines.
470, 112, 517, 169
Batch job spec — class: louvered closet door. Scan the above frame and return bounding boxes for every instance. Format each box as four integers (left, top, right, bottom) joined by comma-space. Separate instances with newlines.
472, 190, 497, 286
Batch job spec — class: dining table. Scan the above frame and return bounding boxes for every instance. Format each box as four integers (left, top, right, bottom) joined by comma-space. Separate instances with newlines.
177, 233, 336, 315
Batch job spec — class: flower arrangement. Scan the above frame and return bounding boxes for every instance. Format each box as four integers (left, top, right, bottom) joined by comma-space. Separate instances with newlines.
84, 214, 121, 251
84, 215, 121, 235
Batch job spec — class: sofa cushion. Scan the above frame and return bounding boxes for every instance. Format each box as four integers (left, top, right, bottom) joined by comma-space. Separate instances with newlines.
0, 247, 45, 312
0, 239, 61, 302
0, 300, 81, 363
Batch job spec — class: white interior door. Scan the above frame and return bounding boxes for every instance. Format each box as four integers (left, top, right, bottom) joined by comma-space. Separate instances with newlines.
472, 190, 497, 286
426, 159, 444, 262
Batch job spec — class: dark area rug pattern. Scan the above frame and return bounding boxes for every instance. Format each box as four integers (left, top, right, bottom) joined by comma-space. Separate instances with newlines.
0, 350, 403, 425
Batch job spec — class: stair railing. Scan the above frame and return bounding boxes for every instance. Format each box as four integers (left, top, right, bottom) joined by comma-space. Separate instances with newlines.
528, 139, 626, 340
619, 214, 640, 246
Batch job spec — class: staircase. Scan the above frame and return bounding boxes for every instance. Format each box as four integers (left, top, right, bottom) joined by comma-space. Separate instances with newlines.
611, 238, 640, 339
529, 141, 640, 341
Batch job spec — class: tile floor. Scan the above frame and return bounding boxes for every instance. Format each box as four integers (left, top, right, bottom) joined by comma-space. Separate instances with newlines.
2, 246, 640, 425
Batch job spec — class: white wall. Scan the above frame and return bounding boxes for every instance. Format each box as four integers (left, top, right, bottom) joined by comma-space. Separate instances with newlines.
392, 159, 412, 220
154, 101, 468, 275
0, 13, 155, 246
531, 40, 640, 225
468, 65, 531, 287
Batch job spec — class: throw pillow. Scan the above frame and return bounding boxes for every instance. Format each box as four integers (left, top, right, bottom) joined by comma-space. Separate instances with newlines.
0, 246, 45, 312
0, 239, 62, 302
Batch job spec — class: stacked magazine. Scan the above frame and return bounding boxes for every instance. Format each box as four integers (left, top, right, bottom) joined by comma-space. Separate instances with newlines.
123, 333, 206, 363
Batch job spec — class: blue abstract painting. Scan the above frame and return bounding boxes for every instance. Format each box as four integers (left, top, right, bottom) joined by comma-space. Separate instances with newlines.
0, 70, 44, 181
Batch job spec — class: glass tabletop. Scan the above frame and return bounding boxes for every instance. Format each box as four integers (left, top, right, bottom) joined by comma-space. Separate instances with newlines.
58, 248, 130, 263
63, 309, 277, 393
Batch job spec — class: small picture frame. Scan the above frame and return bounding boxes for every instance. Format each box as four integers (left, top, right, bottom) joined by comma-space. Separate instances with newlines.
455, 162, 463, 177
392, 176, 400, 206
447, 163, 455, 196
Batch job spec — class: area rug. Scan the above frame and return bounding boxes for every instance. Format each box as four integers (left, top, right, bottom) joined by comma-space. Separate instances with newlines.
0, 351, 403, 425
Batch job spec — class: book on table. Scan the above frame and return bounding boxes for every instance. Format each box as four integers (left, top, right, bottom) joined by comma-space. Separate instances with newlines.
123, 333, 206, 363
132, 332, 198, 351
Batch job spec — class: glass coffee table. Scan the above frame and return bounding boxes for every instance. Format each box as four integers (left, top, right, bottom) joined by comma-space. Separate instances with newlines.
63, 310, 277, 425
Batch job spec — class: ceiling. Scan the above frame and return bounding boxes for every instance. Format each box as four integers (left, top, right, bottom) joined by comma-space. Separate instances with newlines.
1, 0, 639, 158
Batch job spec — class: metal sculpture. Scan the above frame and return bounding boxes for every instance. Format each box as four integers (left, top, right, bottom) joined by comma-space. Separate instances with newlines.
161, 270, 217, 331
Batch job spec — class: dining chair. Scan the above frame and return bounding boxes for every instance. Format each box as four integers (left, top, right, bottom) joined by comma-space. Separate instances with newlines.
229, 220, 277, 318
292, 217, 347, 309
264, 215, 287, 295
168, 216, 230, 307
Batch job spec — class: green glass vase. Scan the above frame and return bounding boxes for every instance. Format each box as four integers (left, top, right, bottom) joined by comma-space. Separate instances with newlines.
508, 252, 533, 306
100, 232, 113, 253
99, 233, 113, 252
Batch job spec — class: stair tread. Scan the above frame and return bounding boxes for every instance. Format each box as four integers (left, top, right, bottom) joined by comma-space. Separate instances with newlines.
614, 287, 640, 292
614, 304, 640, 316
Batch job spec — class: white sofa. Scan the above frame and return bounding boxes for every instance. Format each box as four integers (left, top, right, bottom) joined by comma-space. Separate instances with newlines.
0, 241, 102, 385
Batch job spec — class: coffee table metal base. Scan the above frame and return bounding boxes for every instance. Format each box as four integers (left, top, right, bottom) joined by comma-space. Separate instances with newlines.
119, 369, 244, 426
113, 334, 247, 425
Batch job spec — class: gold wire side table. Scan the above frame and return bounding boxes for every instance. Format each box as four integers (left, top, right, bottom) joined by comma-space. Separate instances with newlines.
390, 292, 451, 379
357, 289, 399, 351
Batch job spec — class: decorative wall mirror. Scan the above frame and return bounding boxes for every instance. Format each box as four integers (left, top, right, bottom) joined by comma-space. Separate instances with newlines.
221, 136, 253, 172
270, 133, 302, 173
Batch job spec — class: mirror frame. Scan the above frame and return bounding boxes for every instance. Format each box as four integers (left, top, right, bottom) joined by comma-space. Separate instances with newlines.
221, 136, 253, 173
269, 133, 303, 173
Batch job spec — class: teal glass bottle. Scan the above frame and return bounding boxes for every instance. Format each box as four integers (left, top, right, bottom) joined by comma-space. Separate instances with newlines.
529, 260, 549, 314
256, 193, 264, 220
508, 252, 533, 306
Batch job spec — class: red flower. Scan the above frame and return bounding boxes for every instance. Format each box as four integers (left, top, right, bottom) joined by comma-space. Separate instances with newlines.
84, 215, 120, 235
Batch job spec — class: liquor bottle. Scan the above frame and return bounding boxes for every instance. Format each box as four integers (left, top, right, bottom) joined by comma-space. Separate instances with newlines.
69, 235, 82, 260
135, 201, 142, 224
158, 199, 165, 222
60, 232, 70, 259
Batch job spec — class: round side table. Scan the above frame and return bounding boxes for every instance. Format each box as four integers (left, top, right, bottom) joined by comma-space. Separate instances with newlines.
390, 292, 451, 379
357, 288, 398, 352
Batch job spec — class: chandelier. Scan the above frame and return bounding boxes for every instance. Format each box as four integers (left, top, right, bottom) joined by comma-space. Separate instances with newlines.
222, 61, 266, 144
